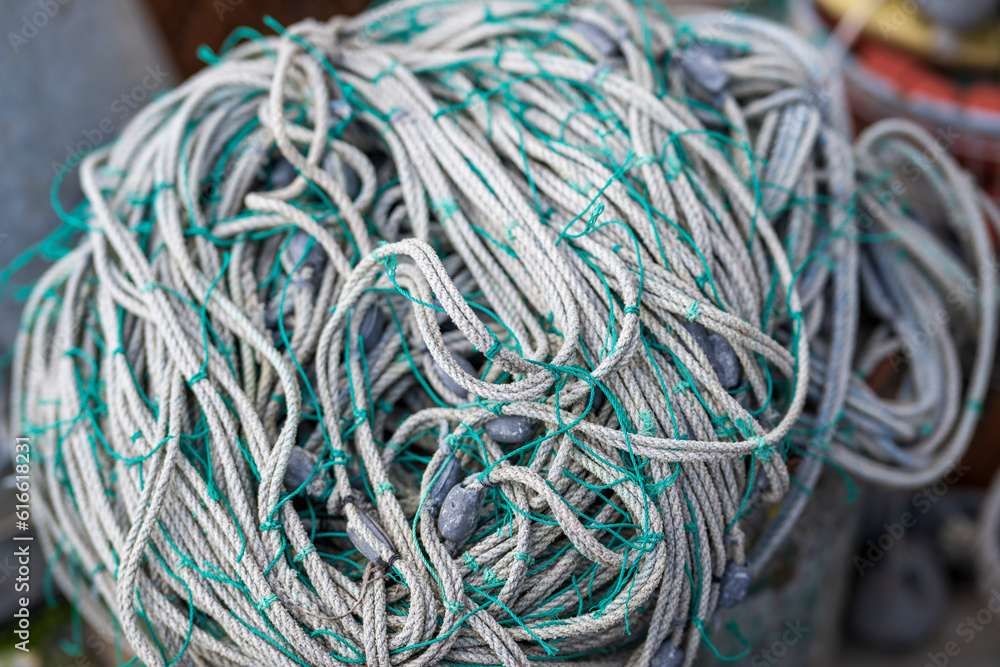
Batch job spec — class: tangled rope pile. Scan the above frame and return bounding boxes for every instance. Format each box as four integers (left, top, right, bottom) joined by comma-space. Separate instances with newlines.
8, 1, 999, 666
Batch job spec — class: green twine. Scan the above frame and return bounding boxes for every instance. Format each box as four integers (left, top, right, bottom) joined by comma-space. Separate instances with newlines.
685, 300, 701, 322
462, 551, 480, 572
293, 545, 317, 563
638, 410, 656, 437
752, 436, 774, 461
431, 198, 459, 221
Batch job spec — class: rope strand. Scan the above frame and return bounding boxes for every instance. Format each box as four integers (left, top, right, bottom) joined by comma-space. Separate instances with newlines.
8, 3, 997, 667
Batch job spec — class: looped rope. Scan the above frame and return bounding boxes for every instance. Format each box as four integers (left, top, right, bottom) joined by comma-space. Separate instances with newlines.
8, 3, 997, 667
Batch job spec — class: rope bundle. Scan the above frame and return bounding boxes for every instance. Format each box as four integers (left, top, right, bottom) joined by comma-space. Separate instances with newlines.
8, 1, 998, 666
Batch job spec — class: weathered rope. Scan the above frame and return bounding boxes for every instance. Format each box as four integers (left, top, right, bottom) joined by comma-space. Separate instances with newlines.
8, 2, 997, 667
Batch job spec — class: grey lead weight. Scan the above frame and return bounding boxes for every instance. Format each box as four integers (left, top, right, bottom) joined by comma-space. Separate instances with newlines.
286, 230, 324, 269
283, 447, 327, 498
426, 454, 463, 515
682, 322, 741, 390
271, 157, 297, 188
437, 481, 483, 544
434, 351, 476, 399
717, 561, 752, 608
484, 415, 538, 443
678, 47, 729, 95
708, 331, 741, 389
569, 20, 620, 58
346, 506, 398, 568
591, 386, 605, 412
650, 641, 684, 667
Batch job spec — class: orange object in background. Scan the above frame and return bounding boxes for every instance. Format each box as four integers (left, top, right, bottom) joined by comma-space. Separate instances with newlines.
965, 83, 1000, 115
906, 71, 960, 107
855, 40, 920, 91
846, 42, 1000, 207
812, 0, 1000, 70
800, 0, 1000, 207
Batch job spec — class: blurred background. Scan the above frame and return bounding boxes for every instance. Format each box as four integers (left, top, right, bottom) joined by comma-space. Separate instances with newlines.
1, 0, 999, 665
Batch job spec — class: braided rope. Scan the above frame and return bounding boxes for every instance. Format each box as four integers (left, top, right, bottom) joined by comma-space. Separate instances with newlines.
7, 2, 997, 667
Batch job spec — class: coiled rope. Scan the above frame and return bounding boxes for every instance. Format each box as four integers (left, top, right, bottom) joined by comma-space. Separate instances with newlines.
8, 2, 998, 666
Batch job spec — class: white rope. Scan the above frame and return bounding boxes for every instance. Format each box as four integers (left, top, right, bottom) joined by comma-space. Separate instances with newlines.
8, 2, 998, 667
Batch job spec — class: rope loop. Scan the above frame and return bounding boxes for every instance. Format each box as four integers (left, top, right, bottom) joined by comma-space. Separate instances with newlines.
10, 3, 997, 666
